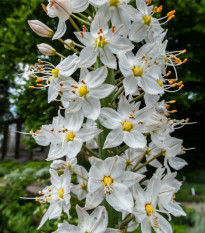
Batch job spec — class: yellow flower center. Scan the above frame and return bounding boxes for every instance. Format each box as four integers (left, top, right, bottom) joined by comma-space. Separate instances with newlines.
110, 0, 120, 7
58, 189, 64, 199
132, 66, 143, 77
145, 204, 154, 215
78, 86, 89, 97
143, 15, 152, 26
122, 121, 133, 131
103, 176, 113, 186
66, 132, 75, 142
81, 183, 87, 191
51, 68, 59, 78
95, 37, 107, 48
164, 55, 168, 63
157, 80, 163, 87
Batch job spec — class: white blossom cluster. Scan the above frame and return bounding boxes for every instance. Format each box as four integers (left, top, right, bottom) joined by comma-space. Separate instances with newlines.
26, 0, 191, 232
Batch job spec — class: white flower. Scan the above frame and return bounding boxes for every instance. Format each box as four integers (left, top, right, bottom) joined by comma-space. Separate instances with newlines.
156, 168, 186, 217
99, 95, 154, 149
90, 0, 131, 36
37, 43, 56, 56
54, 205, 120, 233
75, 13, 134, 69
152, 136, 187, 171
37, 169, 71, 229
132, 175, 173, 233
60, 67, 115, 120
45, 0, 89, 39
85, 156, 144, 212
119, 51, 164, 96
32, 111, 101, 160
50, 157, 78, 170
128, 0, 163, 43
29, 54, 81, 103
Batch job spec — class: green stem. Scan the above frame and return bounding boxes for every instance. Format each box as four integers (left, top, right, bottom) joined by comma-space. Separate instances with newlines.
114, 76, 124, 84
119, 214, 135, 229
77, 12, 90, 21
55, 51, 65, 59
80, 150, 92, 158
131, 151, 147, 172
58, 38, 80, 54
82, 144, 98, 158
134, 152, 162, 172
71, 194, 85, 205
72, 41, 85, 49
69, 16, 80, 31
69, 166, 88, 181
71, 14, 91, 26
109, 86, 124, 106
114, 70, 121, 76
118, 145, 129, 155
129, 92, 145, 103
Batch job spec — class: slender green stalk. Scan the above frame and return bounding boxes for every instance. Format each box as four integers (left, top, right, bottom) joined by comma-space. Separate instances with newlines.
118, 145, 129, 155
72, 41, 85, 49
69, 16, 80, 31
129, 92, 145, 103
80, 150, 92, 158
131, 151, 147, 171
69, 166, 88, 181
58, 38, 80, 54
55, 51, 65, 59
77, 12, 90, 21
71, 194, 85, 205
109, 86, 124, 106
114, 70, 121, 76
82, 144, 98, 157
119, 214, 135, 229
71, 14, 91, 26
134, 152, 162, 172
114, 76, 124, 84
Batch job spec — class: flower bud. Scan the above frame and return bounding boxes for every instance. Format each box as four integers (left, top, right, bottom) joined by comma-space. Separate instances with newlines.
37, 43, 56, 56
28, 20, 54, 37
64, 39, 75, 50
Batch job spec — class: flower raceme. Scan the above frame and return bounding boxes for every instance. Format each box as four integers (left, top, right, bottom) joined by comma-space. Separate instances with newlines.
25, 0, 192, 232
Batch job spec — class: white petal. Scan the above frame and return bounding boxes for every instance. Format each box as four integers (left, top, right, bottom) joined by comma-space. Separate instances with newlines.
106, 183, 134, 212
103, 129, 124, 149
168, 157, 188, 170
152, 213, 173, 233
91, 84, 115, 99
84, 66, 108, 88
82, 96, 101, 120
108, 36, 134, 54
71, 0, 89, 13
129, 21, 147, 43
123, 77, 138, 96
99, 108, 121, 129
48, 79, 59, 103
85, 189, 105, 210
64, 111, 84, 131
52, 20, 67, 40
77, 127, 102, 142
100, 47, 117, 69
74, 32, 94, 46
138, 76, 164, 95
123, 131, 146, 149
79, 46, 98, 68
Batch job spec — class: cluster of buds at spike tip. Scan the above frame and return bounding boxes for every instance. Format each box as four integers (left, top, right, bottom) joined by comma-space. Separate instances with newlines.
37, 43, 56, 56
28, 20, 54, 38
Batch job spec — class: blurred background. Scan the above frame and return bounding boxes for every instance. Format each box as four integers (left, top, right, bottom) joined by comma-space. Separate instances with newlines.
0, 0, 204, 232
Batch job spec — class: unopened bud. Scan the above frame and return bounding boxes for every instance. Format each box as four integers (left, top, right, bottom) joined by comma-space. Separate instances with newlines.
28, 20, 54, 38
37, 43, 56, 56
64, 39, 74, 50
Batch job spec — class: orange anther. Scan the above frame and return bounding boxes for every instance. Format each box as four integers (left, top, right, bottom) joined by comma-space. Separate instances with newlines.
183, 58, 187, 63
38, 59, 43, 63
168, 15, 175, 21
71, 84, 78, 88
179, 84, 184, 90
29, 86, 35, 89
59, 83, 63, 87
72, 90, 76, 94
147, 0, 152, 4
41, 3, 48, 13
166, 113, 170, 116
180, 49, 186, 54
166, 104, 170, 109
81, 80, 86, 84
36, 84, 43, 87
83, 25, 86, 32
167, 10, 176, 17
156, 5, 163, 13
58, 90, 63, 95
138, 88, 142, 91
170, 79, 177, 82
166, 71, 171, 76
29, 75, 36, 78
39, 69, 43, 72
99, 28, 103, 33
39, 65, 44, 68
112, 25, 115, 33
36, 78, 43, 82
177, 81, 183, 86
172, 83, 177, 87
80, 32, 84, 38
35, 63, 38, 67
169, 100, 176, 104
171, 110, 177, 113
169, 81, 173, 84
